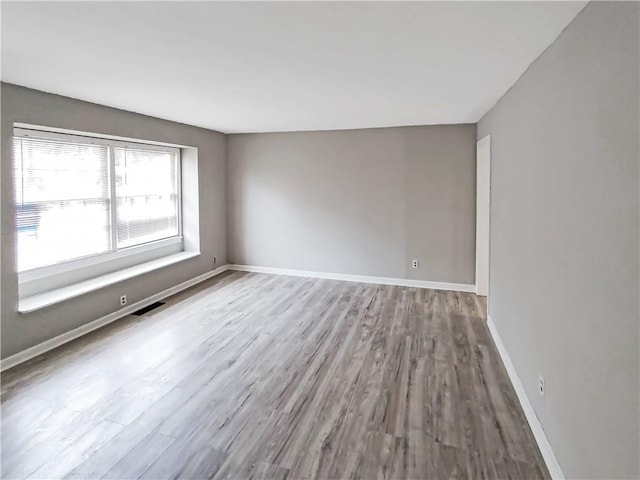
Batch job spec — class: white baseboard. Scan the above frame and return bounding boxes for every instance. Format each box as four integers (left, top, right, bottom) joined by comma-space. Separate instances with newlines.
8, 263, 562, 473
1, 263, 563, 478
228, 264, 476, 292
1, 263, 473, 370
0, 264, 230, 372
486, 315, 565, 479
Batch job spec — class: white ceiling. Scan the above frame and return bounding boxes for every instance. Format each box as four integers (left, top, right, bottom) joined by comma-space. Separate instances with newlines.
1, 1, 586, 134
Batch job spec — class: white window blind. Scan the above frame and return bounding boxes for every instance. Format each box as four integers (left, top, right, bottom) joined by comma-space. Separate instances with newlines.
14, 136, 111, 272
13, 130, 181, 273
115, 148, 179, 249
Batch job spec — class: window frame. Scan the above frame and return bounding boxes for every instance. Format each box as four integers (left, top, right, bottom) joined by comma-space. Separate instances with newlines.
14, 127, 183, 286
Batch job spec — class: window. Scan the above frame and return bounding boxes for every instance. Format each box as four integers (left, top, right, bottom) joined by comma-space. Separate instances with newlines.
13, 128, 181, 275
114, 147, 180, 249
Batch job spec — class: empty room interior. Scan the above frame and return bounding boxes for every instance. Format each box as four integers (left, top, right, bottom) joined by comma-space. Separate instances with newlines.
0, 1, 638, 479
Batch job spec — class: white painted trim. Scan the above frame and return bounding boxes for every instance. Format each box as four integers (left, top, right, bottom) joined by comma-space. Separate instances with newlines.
228, 264, 475, 292
19, 251, 200, 313
14, 122, 193, 149
1, 264, 230, 372
20, 237, 183, 288
486, 315, 565, 480
0, 264, 563, 480
476, 134, 491, 298
14, 126, 183, 153
2, 263, 473, 371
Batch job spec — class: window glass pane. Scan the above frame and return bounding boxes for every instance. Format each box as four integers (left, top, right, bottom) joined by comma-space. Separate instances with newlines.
114, 147, 179, 249
13, 136, 111, 272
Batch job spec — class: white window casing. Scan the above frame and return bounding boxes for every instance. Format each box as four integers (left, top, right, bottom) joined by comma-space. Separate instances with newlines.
13, 126, 186, 299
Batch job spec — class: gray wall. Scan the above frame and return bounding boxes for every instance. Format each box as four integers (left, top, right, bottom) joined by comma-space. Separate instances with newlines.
227, 125, 477, 284
478, 2, 639, 479
1, 83, 227, 359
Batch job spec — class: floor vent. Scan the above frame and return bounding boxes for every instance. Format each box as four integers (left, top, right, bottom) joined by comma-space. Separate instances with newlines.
132, 301, 166, 316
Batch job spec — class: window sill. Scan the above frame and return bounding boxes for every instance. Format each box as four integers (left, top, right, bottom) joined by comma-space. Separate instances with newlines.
18, 251, 199, 314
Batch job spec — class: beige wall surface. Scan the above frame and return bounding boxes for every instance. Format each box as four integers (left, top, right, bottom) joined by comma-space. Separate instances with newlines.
478, 2, 639, 478
227, 125, 477, 284
1, 83, 227, 359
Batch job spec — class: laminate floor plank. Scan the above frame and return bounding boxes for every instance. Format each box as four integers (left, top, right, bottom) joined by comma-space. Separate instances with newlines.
100, 432, 175, 480
27, 419, 125, 479
1, 272, 548, 479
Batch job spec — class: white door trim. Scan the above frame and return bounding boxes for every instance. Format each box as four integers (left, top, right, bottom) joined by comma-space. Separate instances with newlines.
476, 134, 491, 298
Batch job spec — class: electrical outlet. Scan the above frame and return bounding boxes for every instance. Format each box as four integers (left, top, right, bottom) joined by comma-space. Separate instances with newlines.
411, 259, 419, 269
538, 375, 545, 397
120, 295, 127, 306
213, 256, 217, 265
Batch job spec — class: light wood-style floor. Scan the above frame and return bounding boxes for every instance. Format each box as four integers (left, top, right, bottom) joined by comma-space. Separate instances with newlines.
1, 271, 548, 479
